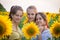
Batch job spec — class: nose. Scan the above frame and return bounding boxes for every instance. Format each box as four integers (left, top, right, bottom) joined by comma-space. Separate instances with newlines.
29, 15, 32, 18
37, 19, 42, 24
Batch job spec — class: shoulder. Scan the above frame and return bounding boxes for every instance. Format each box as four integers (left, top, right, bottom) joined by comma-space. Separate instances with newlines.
42, 29, 52, 40
42, 29, 50, 34
42, 29, 52, 37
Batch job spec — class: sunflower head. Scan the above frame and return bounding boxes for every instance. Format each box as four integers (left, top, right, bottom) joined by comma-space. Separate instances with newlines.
0, 15, 12, 38
50, 21, 60, 38
51, 13, 56, 18
0, 11, 9, 16
0, 23, 6, 35
22, 22, 40, 39
45, 12, 52, 23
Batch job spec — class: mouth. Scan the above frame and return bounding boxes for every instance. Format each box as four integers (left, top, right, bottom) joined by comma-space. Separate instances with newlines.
37, 22, 42, 25
29, 18, 32, 19
16, 18, 20, 20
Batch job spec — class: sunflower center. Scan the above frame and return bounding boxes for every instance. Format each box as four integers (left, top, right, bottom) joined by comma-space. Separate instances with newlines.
27, 28, 35, 35
0, 24, 5, 35
54, 26, 60, 34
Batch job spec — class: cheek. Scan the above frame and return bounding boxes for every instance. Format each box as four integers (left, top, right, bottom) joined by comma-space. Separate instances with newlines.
41, 20, 44, 23
14, 16, 21, 21
14, 16, 19, 19
13, 17, 18, 21
32, 15, 35, 19
41, 20, 46, 25
12, 16, 16, 20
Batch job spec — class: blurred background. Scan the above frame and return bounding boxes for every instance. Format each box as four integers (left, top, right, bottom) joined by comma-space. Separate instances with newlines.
0, 0, 60, 13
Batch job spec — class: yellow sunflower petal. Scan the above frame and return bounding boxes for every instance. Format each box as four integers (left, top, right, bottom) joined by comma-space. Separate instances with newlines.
0, 15, 12, 38
50, 21, 60, 38
22, 22, 40, 39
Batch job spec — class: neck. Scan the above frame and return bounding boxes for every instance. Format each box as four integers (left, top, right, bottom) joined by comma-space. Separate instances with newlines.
41, 26, 48, 33
12, 20, 18, 27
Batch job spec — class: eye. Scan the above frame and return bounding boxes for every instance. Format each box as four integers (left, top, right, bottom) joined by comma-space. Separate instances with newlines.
20, 15, 22, 17
15, 14, 19, 16
31, 13, 34, 15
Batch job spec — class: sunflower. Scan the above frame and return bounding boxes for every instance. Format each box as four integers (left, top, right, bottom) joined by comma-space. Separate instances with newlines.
23, 13, 27, 17
22, 22, 40, 39
51, 13, 56, 18
23, 13, 28, 24
0, 15, 12, 38
23, 17, 28, 24
45, 12, 52, 23
50, 21, 60, 38
58, 15, 60, 22
0, 11, 9, 16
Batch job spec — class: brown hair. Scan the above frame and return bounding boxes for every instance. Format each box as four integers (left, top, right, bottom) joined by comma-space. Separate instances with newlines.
27, 6, 37, 13
35, 12, 46, 21
9, 5, 23, 20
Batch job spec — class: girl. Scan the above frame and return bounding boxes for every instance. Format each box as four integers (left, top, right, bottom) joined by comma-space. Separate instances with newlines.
9, 5, 23, 40
22, 6, 37, 40
27, 6, 37, 22
35, 12, 52, 40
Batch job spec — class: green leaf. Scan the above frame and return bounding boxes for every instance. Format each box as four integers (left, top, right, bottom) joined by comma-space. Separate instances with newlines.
0, 3, 6, 12
18, 16, 27, 29
48, 18, 54, 27
47, 38, 51, 40
48, 14, 59, 27
22, 37, 27, 40
53, 15, 59, 21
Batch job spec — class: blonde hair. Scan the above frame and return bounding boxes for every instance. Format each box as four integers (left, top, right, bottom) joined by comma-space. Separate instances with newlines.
27, 6, 37, 13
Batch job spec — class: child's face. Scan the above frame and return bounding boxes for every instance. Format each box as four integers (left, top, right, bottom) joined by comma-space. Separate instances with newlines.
27, 9, 36, 22
36, 14, 46, 32
12, 10, 23, 24
36, 14, 46, 27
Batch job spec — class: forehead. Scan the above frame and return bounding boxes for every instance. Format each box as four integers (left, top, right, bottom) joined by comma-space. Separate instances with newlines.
15, 10, 23, 15
36, 14, 42, 18
27, 9, 36, 13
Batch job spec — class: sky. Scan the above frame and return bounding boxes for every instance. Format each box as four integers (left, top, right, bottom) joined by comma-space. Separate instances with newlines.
0, 0, 60, 13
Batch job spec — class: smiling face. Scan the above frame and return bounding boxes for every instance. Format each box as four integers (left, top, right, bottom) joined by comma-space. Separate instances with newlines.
36, 14, 46, 26
12, 10, 23, 24
27, 9, 36, 22
35, 13, 46, 32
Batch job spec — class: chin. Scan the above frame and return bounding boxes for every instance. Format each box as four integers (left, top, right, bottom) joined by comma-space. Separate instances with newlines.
16, 21, 20, 23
